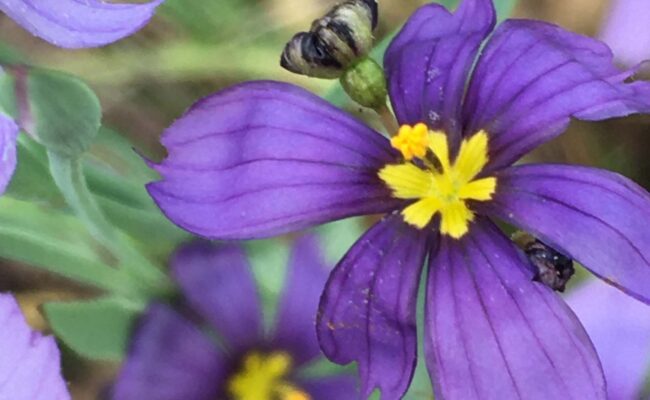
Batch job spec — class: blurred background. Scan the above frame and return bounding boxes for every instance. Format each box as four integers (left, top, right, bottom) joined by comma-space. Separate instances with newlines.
1, 0, 649, 398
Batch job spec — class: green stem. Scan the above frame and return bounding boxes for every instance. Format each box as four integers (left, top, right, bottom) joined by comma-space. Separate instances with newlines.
377, 103, 399, 135
47, 151, 172, 298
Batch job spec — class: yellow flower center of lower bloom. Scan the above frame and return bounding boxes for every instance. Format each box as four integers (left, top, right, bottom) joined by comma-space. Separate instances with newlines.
227, 351, 310, 400
379, 125, 497, 239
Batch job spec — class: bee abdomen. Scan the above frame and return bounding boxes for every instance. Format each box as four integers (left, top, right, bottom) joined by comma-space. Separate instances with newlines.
280, 0, 378, 79
280, 32, 345, 79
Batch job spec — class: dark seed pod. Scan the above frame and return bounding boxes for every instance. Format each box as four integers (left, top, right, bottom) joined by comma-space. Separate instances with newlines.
280, 0, 378, 79
512, 232, 575, 292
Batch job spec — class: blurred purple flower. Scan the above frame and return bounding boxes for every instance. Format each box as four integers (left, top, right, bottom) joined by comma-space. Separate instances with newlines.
0, 110, 18, 195
0, 0, 163, 49
113, 236, 358, 400
567, 279, 650, 400
600, 0, 650, 66
146, 0, 650, 398
0, 64, 32, 197
0, 293, 69, 399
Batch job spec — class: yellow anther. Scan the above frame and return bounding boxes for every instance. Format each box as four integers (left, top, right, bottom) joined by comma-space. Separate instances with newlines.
227, 351, 311, 400
379, 128, 496, 238
390, 123, 430, 160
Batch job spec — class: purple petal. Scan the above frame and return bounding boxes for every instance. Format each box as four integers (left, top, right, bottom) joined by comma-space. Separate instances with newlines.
482, 164, 650, 304
317, 213, 429, 399
300, 375, 359, 400
463, 19, 650, 171
0, 293, 69, 400
425, 218, 605, 400
271, 235, 329, 366
0, 112, 18, 195
113, 303, 226, 400
0, 0, 163, 49
147, 81, 399, 240
385, 0, 495, 144
600, 0, 650, 66
566, 279, 650, 400
171, 241, 262, 352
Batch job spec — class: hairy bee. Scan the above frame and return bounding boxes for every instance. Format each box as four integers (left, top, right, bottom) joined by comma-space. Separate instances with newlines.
280, 0, 378, 79
513, 232, 575, 292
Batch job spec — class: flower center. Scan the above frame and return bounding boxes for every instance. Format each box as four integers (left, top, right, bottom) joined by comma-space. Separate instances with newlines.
379, 123, 497, 239
227, 351, 310, 400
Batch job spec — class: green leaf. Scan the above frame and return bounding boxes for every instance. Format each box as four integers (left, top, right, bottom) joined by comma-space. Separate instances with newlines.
98, 196, 188, 246
47, 151, 172, 297
0, 42, 23, 64
83, 127, 189, 250
6, 133, 184, 260
0, 197, 125, 292
28, 68, 101, 157
0, 67, 16, 116
90, 126, 159, 185
45, 297, 142, 361
5, 135, 61, 202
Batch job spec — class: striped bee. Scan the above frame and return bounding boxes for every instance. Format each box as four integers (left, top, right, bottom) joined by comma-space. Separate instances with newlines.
513, 232, 575, 292
280, 0, 378, 79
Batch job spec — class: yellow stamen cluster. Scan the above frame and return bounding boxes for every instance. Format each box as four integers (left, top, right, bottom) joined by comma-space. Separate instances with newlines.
380, 124, 497, 239
390, 122, 430, 161
227, 352, 311, 400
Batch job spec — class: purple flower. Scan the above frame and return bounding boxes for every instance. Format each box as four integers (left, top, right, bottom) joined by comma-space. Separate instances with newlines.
113, 236, 358, 400
567, 279, 650, 400
0, 0, 163, 49
600, 0, 650, 66
0, 110, 18, 195
146, 0, 650, 397
0, 293, 69, 399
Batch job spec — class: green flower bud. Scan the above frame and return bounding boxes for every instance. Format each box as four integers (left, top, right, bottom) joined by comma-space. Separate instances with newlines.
280, 0, 378, 79
340, 57, 387, 109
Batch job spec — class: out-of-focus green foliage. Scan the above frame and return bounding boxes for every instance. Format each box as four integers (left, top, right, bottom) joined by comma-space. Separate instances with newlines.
247, 238, 291, 330
45, 297, 141, 361
0, 197, 124, 292
28, 69, 101, 156
160, 0, 259, 41
7, 135, 59, 202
